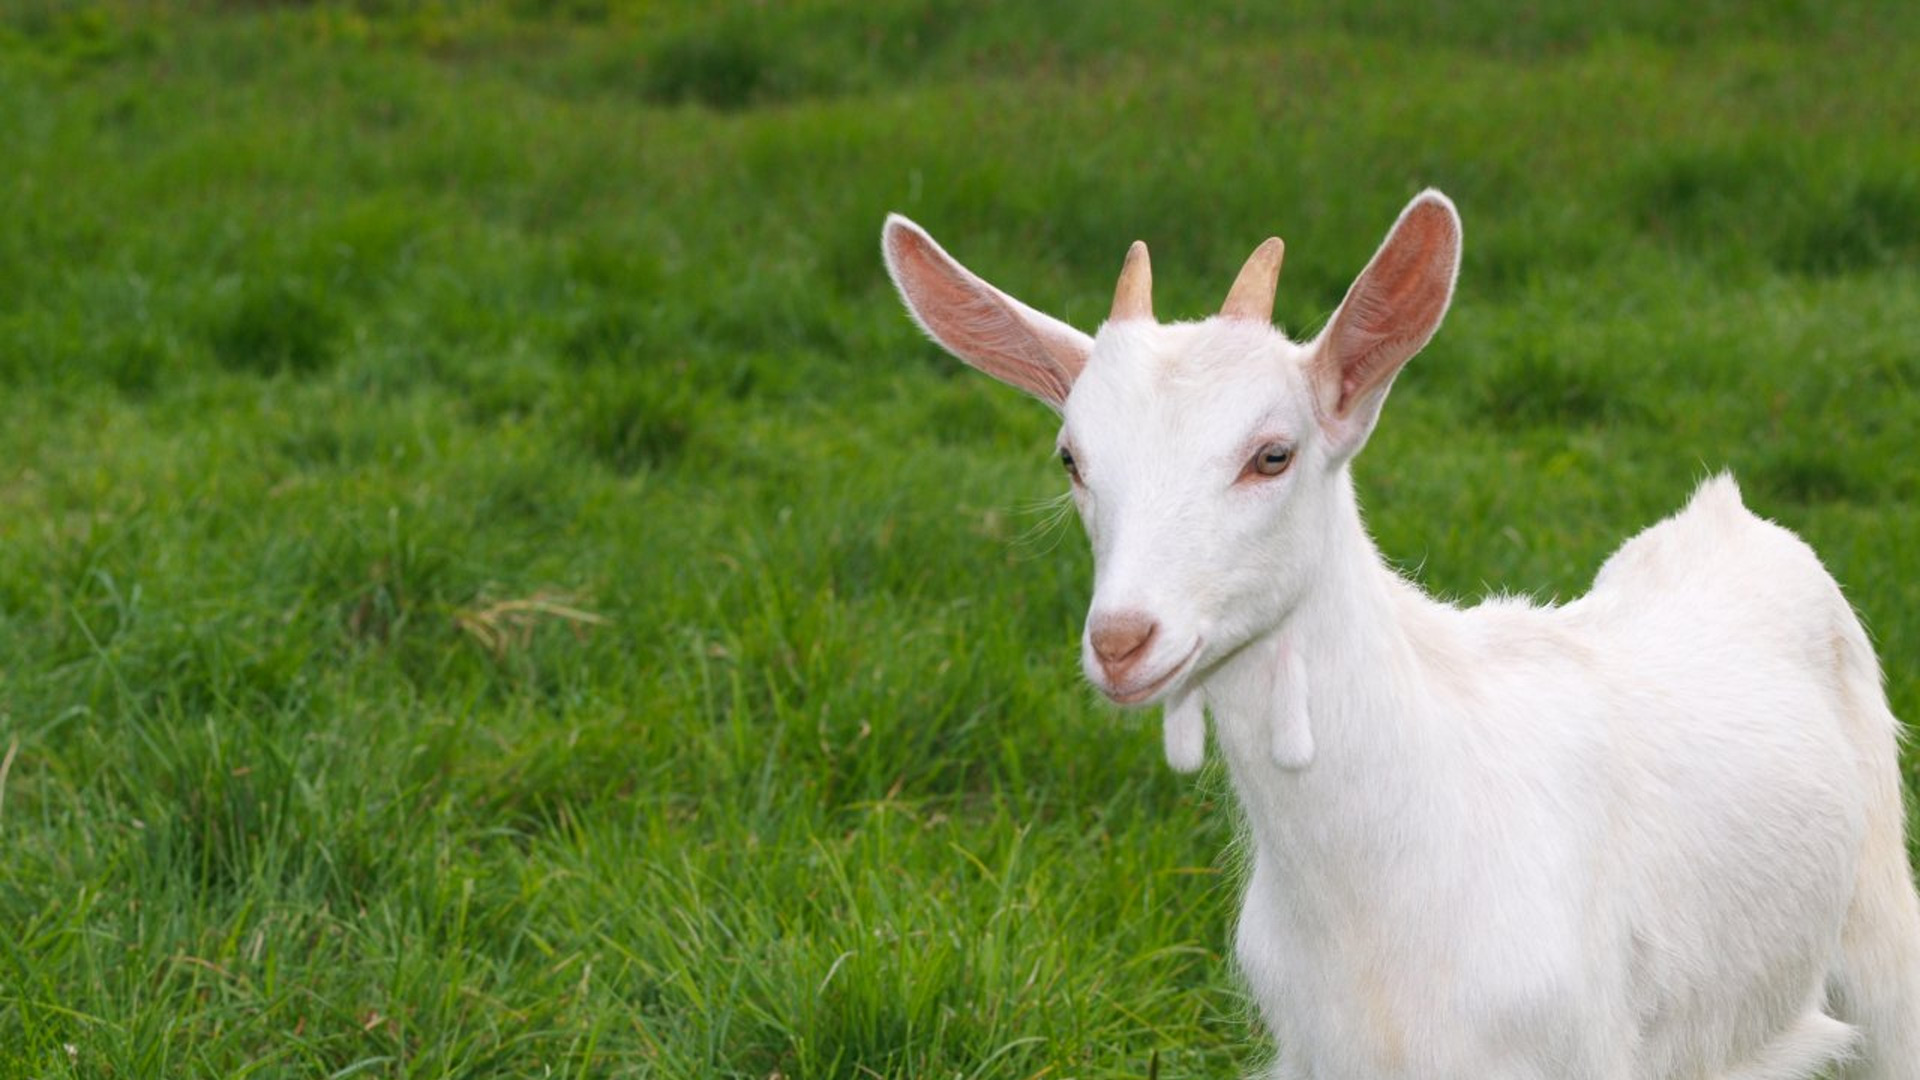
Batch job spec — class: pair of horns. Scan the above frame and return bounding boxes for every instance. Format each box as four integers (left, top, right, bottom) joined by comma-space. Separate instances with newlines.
1109, 236, 1286, 323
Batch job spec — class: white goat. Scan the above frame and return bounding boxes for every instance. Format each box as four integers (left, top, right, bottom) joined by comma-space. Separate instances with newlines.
882, 191, 1920, 1079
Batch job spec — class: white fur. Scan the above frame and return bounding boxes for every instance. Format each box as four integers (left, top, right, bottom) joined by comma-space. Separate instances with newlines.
882, 191, 1920, 1079
1164, 686, 1207, 774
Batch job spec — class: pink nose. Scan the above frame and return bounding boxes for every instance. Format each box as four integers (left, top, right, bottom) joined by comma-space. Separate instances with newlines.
1089, 611, 1158, 681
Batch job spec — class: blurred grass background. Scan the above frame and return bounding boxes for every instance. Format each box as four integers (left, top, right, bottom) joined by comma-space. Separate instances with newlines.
0, 1, 1916, 1076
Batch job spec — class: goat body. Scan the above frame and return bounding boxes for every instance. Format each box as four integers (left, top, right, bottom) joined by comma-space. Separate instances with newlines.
881, 192, 1920, 1078
1220, 474, 1904, 1078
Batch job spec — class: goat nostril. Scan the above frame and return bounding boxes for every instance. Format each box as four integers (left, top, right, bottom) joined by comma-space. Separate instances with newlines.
1090, 614, 1158, 667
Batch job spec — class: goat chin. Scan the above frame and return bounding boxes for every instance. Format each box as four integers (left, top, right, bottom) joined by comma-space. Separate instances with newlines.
883, 191, 1920, 1079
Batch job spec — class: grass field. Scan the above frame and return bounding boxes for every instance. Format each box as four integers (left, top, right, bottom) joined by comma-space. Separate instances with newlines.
1, 2, 1917, 1076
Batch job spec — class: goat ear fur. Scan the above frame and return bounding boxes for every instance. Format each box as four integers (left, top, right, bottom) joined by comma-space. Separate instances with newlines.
1310, 190, 1461, 452
883, 214, 1092, 410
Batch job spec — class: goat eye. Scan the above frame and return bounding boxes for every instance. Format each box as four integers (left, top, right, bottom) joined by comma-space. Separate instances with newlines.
1252, 442, 1294, 477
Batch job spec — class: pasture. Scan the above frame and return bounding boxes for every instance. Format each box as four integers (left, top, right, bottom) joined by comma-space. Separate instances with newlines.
1, 2, 1916, 1076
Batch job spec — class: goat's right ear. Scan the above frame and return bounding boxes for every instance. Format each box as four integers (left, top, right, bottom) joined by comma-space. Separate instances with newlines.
882, 214, 1092, 410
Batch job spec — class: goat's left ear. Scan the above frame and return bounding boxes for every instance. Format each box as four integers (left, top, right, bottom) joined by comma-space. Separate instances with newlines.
882, 214, 1092, 411
1309, 190, 1461, 455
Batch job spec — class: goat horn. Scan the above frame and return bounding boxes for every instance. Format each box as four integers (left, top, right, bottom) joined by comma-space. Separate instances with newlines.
1110, 240, 1153, 322
1220, 237, 1285, 322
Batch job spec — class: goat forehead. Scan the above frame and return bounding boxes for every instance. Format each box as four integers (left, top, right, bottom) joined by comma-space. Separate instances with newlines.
1068, 320, 1308, 450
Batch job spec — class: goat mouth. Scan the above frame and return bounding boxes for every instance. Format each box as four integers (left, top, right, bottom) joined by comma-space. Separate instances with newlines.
1104, 641, 1202, 706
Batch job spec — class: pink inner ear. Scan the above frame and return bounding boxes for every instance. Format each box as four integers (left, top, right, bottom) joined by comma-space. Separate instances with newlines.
1321, 199, 1459, 418
886, 222, 1082, 406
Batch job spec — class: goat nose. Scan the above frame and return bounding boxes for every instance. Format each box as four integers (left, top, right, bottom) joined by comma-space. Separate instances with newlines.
1089, 611, 1158, 672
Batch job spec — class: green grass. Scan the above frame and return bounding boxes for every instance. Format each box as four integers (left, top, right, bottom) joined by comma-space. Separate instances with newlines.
1, 1, 1917, 1076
